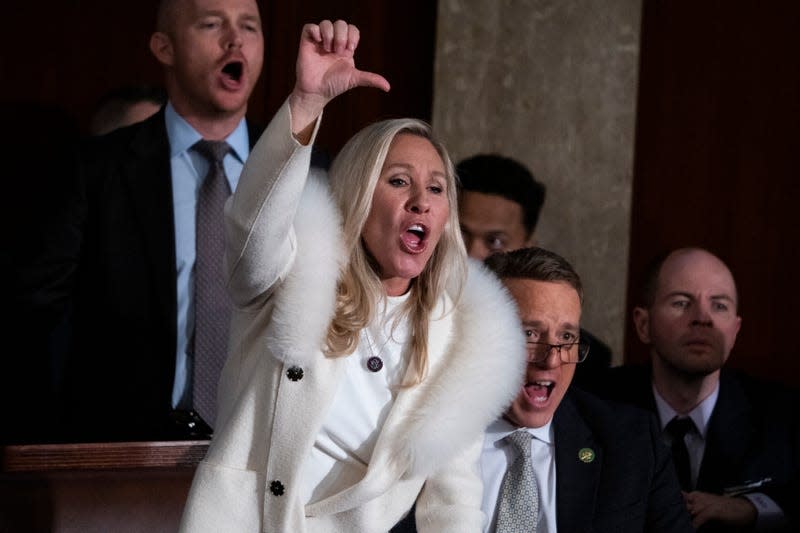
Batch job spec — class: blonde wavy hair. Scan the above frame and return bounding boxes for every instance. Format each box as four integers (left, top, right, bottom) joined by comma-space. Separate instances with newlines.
324, 118, 467, 386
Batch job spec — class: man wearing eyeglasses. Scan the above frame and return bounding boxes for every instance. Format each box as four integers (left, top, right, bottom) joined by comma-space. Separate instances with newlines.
479, 247, 692, 532
455, 154, 612, 388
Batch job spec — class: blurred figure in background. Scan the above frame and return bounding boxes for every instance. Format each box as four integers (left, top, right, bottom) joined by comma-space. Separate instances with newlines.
89, 85, 166, 135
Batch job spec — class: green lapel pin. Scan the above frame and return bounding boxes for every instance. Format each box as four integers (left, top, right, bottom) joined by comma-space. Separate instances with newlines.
578, 447, 595, 463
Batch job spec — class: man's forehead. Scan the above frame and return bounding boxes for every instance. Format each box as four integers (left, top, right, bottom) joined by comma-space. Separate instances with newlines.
175, 0, 260, 16
459, 191, 525, 226
657, 249, 738, 301
505, 278, 582, 322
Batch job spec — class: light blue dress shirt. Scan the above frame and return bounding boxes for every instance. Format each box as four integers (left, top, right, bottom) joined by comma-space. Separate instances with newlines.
164, 102, 250, 409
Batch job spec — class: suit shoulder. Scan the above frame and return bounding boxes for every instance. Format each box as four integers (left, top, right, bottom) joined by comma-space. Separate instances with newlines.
79, 111, 167, 160
582, 364, 655, 408
568, 387, 657, 438
720, 370, 799, 422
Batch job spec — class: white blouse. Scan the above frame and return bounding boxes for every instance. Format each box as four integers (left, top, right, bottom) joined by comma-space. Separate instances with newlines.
301, 293, 411, 504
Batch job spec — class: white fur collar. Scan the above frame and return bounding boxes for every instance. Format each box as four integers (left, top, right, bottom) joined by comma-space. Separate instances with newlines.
265, 175, 526, 479
263, 168, 346, 366
396, 260, 526, 477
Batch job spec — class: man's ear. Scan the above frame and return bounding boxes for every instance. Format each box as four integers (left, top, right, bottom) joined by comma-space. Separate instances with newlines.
150, 32, 175, 66
632, 306, 651, 344
733, 315, 742, 341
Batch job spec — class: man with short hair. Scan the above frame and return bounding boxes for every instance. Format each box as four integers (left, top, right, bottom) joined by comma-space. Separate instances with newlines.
457, 154, 611, 386
598, 247, 799, 531
457, 154, 545, 259
16, 0, 266, 442
480, 247, 692, 532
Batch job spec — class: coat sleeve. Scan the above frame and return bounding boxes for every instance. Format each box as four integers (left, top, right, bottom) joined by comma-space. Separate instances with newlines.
224, 100, 321, 309
413, 437, 485, 533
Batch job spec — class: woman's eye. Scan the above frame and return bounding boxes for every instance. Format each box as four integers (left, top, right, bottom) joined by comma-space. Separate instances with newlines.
388, 177, 407, 187
429, 185, 444, 194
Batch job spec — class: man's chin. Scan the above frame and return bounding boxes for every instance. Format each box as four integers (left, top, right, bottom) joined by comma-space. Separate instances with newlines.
666, 352, 725, 379
505, 403, 555, 429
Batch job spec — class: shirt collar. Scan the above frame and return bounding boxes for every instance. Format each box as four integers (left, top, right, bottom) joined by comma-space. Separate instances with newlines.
164, 101, 249, 162
486, 417, 554, 447
653, 381, 719, 439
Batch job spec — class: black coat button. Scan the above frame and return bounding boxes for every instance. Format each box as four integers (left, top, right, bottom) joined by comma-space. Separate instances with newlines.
367, 356, 383, 372
287, 366, 304, 381
270, 480, 285, 496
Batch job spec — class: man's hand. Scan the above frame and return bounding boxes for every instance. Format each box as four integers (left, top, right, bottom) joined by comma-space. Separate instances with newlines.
289, 20, 390, 141
684, 491, 757, 529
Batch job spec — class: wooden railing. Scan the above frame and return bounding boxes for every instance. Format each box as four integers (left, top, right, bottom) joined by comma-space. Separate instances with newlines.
0, 440, 209, 533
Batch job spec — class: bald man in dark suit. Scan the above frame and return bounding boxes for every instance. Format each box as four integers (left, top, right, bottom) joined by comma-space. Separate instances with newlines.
593, 248, 799, 532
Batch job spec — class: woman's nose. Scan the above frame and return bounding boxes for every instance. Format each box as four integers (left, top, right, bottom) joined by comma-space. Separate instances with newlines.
407, 189, 430, 213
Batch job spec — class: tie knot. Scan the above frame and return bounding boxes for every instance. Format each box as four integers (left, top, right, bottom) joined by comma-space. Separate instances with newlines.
505, 429, 533, 457
193, 139, 231, 165
665, 416, 695, 439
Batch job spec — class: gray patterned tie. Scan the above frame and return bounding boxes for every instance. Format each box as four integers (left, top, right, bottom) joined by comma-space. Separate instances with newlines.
496, 430, 539, 533
192, 140, 232, 428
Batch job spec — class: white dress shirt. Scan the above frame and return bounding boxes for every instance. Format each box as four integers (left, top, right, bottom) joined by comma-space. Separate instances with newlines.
481, 418, 557, 533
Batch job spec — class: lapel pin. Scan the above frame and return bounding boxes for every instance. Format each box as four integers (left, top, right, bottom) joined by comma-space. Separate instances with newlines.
578, 447, 595, 463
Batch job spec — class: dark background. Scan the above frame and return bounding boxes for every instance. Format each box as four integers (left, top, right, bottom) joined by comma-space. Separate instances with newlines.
625, 0, 800, 384
0, 1, 437, 157
2, 0, 798, 385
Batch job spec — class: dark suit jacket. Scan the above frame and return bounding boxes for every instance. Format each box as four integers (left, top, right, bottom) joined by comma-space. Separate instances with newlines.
551, 388, 693, 532
594, 366, 800, 532
390, 388, 692, 533
10, 110, 264, 443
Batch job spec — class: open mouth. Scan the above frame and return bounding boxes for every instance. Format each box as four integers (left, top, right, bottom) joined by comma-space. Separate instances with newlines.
221, 61, 244, 85
524, 380, 554, 404
400, 223, 428, 253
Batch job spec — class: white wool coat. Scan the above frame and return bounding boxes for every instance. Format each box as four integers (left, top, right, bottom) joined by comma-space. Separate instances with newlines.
180, 102, 527, 533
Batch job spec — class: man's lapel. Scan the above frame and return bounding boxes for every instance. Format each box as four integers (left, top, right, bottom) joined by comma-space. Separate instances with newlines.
554, 393, 601, 532
122, 109, 177, 334
697, 373, 754, 492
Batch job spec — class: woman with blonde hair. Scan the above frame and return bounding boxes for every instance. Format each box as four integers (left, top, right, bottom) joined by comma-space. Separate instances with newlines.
181, 20, 526, 533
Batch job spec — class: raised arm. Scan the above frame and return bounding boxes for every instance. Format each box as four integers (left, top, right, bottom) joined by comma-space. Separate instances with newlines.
289, 20, 391, 142
225, 20, 389, 307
